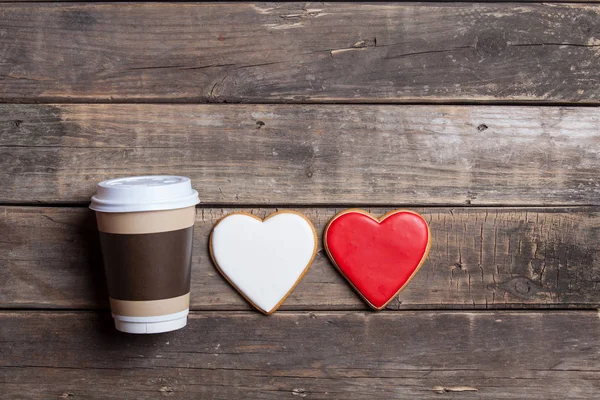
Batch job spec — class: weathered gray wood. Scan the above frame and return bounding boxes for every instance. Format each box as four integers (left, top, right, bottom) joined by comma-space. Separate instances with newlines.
1, 311, 598, 399
6, 0, 598, 2
2, 206, 599, 310
1, 104, 599, 205
0, 3, 599, 103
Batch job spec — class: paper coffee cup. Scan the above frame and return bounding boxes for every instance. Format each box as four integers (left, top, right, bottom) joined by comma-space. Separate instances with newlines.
90, 176, 199, 334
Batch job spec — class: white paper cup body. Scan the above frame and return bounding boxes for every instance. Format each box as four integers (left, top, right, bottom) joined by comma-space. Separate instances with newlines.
113, 310, 189, 334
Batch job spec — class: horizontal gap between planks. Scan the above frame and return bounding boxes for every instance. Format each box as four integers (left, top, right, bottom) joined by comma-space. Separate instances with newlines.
0, 202, 598, 209
1, 99, 600, 107
1, 308, 599, 314
11, 307, 597, 315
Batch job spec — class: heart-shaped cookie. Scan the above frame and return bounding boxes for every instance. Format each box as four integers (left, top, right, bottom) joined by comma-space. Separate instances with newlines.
210, 211, 317, 314
324, 209, 430, 310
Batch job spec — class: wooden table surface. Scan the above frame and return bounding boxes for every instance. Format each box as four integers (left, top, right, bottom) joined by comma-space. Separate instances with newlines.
1, 2, 599, 399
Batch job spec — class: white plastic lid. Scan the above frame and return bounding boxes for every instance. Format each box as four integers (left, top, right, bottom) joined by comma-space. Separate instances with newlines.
90, 175, 199, 213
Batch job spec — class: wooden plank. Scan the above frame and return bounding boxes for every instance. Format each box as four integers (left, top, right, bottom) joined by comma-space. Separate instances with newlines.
6, 0, 599, 3
0, 3, 599, 103
2, 206, 599, 310
1, 311, 599, 399
1, 104, 599, 205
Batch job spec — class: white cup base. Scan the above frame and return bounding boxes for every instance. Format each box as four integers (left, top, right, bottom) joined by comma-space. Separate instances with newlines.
113, 310, 189, 334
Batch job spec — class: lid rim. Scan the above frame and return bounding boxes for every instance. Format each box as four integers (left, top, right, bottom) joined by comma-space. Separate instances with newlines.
90, 193, 199, 213
89, 175, 199, 213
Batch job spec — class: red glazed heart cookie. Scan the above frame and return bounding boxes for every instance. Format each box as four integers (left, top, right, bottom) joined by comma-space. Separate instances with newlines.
324, 209, 430, 310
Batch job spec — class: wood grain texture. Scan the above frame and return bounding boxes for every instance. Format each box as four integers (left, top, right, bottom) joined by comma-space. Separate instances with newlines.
1, 104, 600, 205
0, 3, 599, 103
6, 0, 599, 3
2, 206, 599, 310
1, 311, 599, 399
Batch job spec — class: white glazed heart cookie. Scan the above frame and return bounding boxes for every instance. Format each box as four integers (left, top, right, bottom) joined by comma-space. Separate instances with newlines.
210, 211, 318, 314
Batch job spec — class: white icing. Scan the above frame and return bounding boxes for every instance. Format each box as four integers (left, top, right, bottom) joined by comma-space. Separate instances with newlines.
211, 213, 316, 313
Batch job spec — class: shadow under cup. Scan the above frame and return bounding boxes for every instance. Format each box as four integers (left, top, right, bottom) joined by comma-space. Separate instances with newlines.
96, 207, 195, 334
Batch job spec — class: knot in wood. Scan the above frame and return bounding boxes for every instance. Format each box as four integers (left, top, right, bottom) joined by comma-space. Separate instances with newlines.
499, 277, 541, 299
514, 279, 531, 295
575, 16, 593, 35
476, 32, 507, 58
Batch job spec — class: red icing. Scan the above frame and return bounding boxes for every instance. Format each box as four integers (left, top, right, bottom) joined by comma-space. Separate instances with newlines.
325, 210, 430, 309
